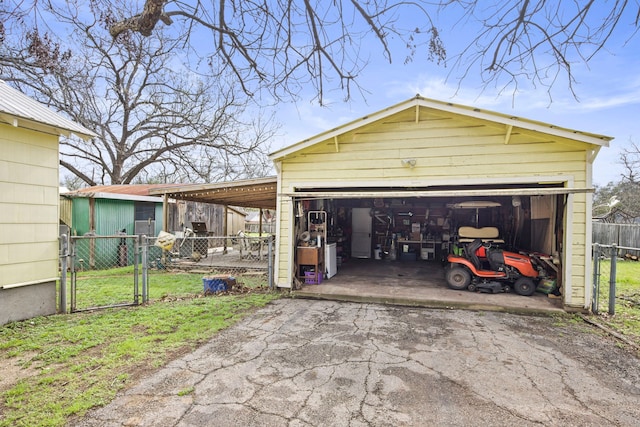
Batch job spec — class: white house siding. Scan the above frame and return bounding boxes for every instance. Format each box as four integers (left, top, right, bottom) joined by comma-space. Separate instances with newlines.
275, 106, 597, 309
0, 124, 59, 323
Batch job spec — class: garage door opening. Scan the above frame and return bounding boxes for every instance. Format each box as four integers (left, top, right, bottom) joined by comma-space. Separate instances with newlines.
291, 187, 566, 307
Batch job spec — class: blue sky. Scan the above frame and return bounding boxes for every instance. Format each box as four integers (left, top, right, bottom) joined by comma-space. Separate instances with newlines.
269, 4, 640, 187
12, 1, 637, 186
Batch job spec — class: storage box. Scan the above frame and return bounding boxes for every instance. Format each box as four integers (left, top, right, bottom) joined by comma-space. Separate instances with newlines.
537, 279, 556, 294
304, 271, 323, 284
203, 277, 226, 293
203, 275, 236, 293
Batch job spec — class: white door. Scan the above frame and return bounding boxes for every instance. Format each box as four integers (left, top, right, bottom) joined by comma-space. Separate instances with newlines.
351, 208, 372, 258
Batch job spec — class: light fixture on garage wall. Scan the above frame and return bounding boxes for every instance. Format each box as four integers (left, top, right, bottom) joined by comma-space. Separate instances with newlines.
401, 158, 417, 168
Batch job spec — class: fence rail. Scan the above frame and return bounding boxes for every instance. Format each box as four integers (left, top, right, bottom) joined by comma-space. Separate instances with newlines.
593, 223, 640, 257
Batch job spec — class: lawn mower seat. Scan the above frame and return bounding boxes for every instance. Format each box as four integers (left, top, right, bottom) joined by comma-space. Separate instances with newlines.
465, 239, 483, 270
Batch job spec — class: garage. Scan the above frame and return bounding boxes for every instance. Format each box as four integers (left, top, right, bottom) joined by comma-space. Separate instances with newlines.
269, 95, 612, 311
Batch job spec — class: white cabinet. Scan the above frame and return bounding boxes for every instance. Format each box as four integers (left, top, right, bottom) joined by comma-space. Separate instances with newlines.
325, 243, 337, 279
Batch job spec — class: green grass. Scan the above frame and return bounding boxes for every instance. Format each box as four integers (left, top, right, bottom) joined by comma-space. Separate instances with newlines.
594, 259, 640, 345
0, 271, 281, 427
69, 267, 266, 310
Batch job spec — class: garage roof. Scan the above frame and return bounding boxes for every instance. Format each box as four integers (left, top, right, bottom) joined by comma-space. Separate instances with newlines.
270, 95, 614, 161
148, 177, 277, 210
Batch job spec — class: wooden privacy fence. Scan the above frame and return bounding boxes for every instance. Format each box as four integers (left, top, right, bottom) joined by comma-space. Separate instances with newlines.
593, 223, 640, 258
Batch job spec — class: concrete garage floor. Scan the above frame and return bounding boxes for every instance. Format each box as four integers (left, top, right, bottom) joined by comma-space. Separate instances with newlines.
296, 258, 565, 314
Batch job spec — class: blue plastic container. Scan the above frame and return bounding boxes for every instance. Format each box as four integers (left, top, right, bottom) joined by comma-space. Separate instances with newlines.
203, 278, 226, 293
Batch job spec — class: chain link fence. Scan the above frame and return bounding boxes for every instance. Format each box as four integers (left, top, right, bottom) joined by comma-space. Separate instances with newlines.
60, 234, 273, 313
148, 235, 274, 290
592, 243, 640, 315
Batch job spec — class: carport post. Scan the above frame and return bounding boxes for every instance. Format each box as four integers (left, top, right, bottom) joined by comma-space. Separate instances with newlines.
161, 193, 169, 265
223, 205, 228, 254
162, 193, 168, 232
268, 235, 273, 289
609, 244, 617, 315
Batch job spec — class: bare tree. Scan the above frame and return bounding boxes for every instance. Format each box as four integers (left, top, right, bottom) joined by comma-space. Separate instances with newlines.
592, 141, 640, 222
104, 0, 446, 104
593, 180, 640, 223
444, 1, 640, 101
3, 1, 638, 106
104, 0, 638, 102
621, 139, 640, 185
1, 1, 277, 185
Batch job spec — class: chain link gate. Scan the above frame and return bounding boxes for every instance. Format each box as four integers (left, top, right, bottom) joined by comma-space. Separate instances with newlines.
60, 234, 149, 313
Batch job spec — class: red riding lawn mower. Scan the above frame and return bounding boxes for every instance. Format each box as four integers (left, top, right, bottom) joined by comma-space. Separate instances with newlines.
445, 228, 551, 296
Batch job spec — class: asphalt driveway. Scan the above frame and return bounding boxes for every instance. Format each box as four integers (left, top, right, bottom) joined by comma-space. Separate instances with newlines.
74, 299, 640, 426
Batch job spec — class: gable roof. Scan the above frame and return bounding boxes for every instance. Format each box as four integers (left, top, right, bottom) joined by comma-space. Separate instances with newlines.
0, 80, 96, 140
269, 95, 613, 161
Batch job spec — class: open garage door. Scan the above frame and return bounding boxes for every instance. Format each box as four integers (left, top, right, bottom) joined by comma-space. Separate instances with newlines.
288, 183, 588, 306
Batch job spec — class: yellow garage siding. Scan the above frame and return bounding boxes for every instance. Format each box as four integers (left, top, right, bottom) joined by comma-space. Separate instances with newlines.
275, 198, 293, 287
282, 117, 587, 178
0, 125, 60, 288
568, 193, 590, 307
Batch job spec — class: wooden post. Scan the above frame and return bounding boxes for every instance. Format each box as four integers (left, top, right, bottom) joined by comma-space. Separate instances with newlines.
223, 205, 228, 254
162, 193, 169, 264
162, 193, 169, 232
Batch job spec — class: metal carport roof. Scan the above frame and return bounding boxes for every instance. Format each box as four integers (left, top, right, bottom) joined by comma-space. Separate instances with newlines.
148, 176, 277, 210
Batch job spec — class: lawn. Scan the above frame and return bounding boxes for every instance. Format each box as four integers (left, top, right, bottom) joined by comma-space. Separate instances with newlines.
69, 266, 269, 310
0, 270, 281, 427
593, 259, 640, 346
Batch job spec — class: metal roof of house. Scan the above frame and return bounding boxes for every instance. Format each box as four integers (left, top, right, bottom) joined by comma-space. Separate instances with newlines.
63, 184, 175, 202
0, 80, 96, 140
269, 94, 614, 161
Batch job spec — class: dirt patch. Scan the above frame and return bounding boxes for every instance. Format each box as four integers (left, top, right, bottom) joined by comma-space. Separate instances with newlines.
158, 285, 275, 302
0, 353, 39, 391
